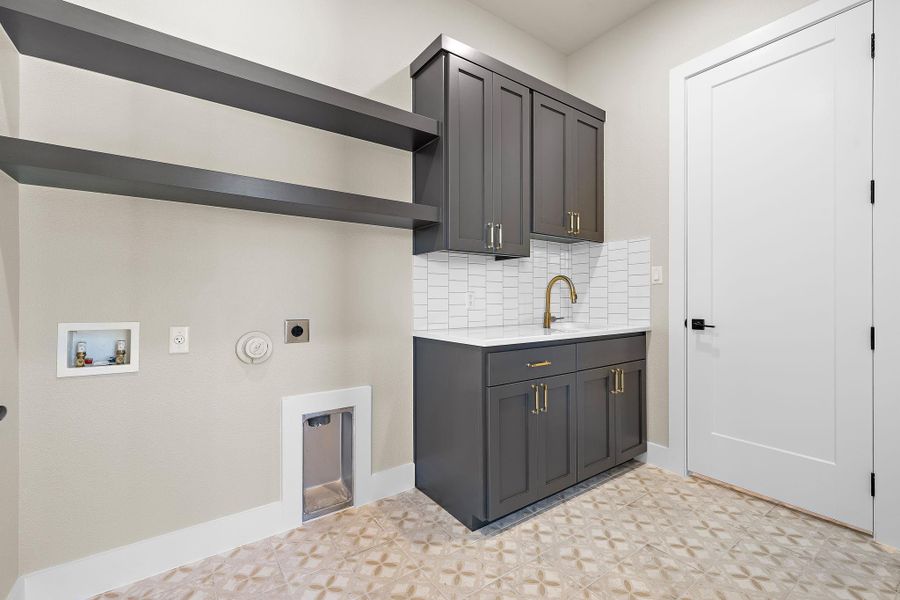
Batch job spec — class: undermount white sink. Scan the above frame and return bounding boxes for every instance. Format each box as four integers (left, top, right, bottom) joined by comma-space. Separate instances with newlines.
549, 322, 590, 332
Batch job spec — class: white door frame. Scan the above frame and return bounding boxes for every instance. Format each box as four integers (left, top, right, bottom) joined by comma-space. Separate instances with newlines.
665, 0, 900, 547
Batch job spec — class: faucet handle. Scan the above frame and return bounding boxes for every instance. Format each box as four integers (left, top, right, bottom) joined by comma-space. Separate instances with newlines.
550, 316, 565, 323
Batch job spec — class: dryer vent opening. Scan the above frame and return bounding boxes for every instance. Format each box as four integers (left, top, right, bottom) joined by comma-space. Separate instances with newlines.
302, 407, 353, 521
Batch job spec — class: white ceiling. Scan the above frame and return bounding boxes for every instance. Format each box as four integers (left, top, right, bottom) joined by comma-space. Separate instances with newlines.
469, 0, 659, 54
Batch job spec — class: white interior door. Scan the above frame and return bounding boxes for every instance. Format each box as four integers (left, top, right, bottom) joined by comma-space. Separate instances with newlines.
686, 2, 873, 530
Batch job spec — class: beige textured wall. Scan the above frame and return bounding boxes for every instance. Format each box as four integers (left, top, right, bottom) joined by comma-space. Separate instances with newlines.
16, 0, 565, 572
565, 0, 816, 445
0, 26, 19, 598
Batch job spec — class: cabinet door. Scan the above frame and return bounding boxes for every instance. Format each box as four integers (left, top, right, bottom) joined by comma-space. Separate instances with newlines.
576, 367, 616, 481
532, 92, 574, 238
614, 360, 647, 463
447, 54, 493, 253
536, 374, 578, 497
572, 112, 604, 242
487, 380, 541, 519
492, 75, 531, 257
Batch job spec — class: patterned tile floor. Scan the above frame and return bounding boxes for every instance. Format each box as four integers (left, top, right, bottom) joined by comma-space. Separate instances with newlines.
94, 462, 900, 599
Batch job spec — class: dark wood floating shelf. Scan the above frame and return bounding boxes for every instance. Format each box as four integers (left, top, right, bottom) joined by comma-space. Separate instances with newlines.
0, 136, 440, 229
0, 0, 440, 151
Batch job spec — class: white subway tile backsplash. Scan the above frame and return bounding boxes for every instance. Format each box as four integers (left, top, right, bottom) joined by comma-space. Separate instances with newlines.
629, 297, 651, 309
413, 237, 651, 330
449, 280, 468, 294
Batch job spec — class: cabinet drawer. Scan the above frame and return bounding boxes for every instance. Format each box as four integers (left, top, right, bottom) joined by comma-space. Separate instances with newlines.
577, 335, 646, 371
487, 344, 576, 386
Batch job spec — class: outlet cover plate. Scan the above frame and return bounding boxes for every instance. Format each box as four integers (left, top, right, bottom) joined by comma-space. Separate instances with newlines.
169, 326, 190, 354
284, 319, 310, 343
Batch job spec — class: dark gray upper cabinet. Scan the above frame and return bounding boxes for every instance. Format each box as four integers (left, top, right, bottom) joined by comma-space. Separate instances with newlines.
572, 112, 605, 242
448, 55, 493, 253
532, 92, 605, 243
533, 93, 574, 239
413, 54, 530, 257
492, 75, 531, 257
411, 37, 605, 257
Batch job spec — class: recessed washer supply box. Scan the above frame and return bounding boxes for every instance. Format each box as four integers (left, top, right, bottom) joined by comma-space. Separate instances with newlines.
57, 322, 140, 378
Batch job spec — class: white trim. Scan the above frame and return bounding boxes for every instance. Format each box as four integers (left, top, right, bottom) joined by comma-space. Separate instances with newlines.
5, 577, 24, 600
280, 386, 374, 529
16, 386, 414, 599
17, 463, 414, 600
644, 442, 683, 475
19, 501, 284, 600
873, 0, 900, 550
666, 0, 870, 479
667, 0, 899, 547
365, 461, 416, 504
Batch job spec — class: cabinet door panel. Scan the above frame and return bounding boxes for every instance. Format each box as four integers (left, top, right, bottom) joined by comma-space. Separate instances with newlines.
537, 374, 577, 497
448, 55, 492, 253
487, 381, 540, 519
614, 360, 647, 463
577, 368, 616, 481
573, 113, 604, 242
492, 75, 530, 257
532, 93, 573, 238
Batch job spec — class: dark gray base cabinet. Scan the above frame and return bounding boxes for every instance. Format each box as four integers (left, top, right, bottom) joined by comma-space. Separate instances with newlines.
486, 374, 577, 519
414, 333, 646, 530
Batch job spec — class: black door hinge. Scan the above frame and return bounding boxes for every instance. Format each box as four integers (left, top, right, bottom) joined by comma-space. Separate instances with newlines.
871, 472, 876, 497
871, 326, 876, 350
871, 33, 875, 58
871, 180, 875, 204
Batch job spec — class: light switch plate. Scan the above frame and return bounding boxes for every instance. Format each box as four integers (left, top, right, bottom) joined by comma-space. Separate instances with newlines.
169, 326, 189, 354
284, 319, 310, 343
651, 266, 663, 284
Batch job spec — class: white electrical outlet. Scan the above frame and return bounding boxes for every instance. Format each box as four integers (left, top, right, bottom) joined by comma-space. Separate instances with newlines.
169, 326, 190, 354
651, 266, 664, 284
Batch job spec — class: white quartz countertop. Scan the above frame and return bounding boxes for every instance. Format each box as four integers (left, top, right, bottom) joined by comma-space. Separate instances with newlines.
413, 323, 650, 348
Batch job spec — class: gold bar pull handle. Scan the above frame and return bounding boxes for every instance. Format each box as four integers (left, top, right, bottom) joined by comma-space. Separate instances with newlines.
541, 383, 549, 413
487, 222, 494, 250
531, 384, 541, 415
526, 360, 552, 368
610, 369, 618, 394
575, 212, 581, 235
566, 211, 574, 234
497, 223, 503, 250
619, 368, 625, 394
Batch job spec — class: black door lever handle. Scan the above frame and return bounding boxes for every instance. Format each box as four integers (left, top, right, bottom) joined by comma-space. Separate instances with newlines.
691, 318, 716, 330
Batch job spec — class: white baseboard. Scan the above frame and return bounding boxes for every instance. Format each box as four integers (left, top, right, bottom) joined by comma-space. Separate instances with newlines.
360, 461, 415, 505
644, 442, 687, 476
5, 577, 24, 600
16, 463, 415, 600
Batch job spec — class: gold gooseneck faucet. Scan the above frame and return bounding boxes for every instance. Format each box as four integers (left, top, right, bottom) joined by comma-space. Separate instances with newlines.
543, 275, 578, 329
